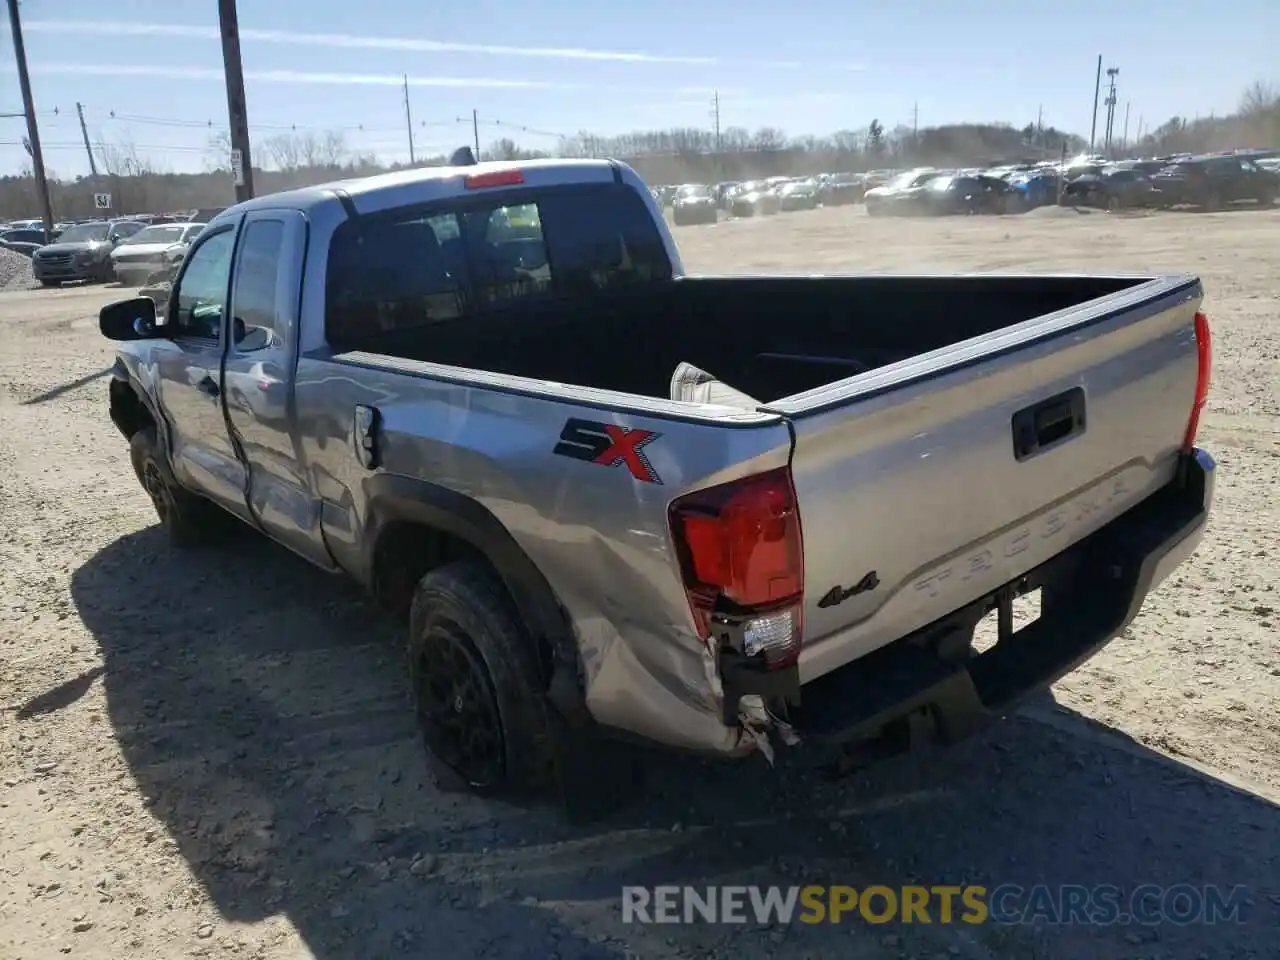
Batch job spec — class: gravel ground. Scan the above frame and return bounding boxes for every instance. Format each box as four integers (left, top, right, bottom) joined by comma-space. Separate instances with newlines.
0, 247, 37, 292
1, 207, 1277, 960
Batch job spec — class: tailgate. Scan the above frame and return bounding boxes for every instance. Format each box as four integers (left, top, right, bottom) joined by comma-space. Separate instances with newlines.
763, 276, 1204, 683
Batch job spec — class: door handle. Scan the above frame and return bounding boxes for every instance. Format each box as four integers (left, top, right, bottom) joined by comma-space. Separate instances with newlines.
1012, 387, 1086, 460
197, 375, 220, 398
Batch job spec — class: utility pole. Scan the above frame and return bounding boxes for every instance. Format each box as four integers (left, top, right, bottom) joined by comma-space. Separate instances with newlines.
1121, 101, 1130, 154
6, 0, 55, 236
1089, 54, 1102, 153
217, 0, 254, 202
402, 75, 416, 164
711, 90, 721, 152
472, 108, 480, 159
75, 102, 98, 177
1103, 66, 1119, 156
911, 101, 918, 140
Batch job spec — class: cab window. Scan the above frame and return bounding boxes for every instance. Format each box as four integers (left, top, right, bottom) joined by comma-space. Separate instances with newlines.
171, 230, 235, 341
230, 219, 286, 351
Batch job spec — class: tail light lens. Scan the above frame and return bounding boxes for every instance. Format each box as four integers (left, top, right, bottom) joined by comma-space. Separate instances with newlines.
668, 467, 804, 669
464, 169, 524, 189
1182, 310, 1212, 452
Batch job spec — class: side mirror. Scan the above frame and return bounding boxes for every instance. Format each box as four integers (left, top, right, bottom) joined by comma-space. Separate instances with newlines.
100, 297, 164, 341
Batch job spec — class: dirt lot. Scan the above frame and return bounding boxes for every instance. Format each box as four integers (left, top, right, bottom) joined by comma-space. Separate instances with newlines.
1, 207, 1277, 960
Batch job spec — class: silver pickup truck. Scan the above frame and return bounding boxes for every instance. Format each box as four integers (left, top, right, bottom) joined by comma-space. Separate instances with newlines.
98, 155, 1215, 819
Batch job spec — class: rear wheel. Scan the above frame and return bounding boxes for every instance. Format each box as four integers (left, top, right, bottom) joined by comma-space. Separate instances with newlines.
39, 279, 59, 288
407, 561, 555, 797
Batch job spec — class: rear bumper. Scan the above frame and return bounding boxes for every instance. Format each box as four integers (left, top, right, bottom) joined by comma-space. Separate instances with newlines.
725, 448, 1215, 752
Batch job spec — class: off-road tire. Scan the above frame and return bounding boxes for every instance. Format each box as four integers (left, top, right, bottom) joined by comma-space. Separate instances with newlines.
407, 561, 555, 798
128, 426, 227, 547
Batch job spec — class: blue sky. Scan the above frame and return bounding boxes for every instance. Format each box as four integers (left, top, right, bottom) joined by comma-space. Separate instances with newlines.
1, 0, 1276, 177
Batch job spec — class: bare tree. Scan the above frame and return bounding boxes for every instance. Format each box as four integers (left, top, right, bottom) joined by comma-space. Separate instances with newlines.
1239, 81, 1278, 117
263, 133, 303, 171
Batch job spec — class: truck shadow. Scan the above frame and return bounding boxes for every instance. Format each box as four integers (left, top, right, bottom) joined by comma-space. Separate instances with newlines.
67, 526, 1279, 960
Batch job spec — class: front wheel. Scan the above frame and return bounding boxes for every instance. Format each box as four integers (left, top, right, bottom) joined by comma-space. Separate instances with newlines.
128, 426, 228, 547
408, 561, 556, 798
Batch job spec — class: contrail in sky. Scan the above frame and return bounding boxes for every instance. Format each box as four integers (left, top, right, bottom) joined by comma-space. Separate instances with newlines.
30, 62, 728, 95
17, 19, 863, 71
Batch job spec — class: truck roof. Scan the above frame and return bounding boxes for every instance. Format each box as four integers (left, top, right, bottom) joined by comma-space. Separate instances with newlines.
221, 157, 625, 220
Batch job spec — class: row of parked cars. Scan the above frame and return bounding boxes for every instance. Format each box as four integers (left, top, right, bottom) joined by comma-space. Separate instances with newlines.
0, 208, 223, 287
651, 149, 1280, 224
655, 173, 879, 225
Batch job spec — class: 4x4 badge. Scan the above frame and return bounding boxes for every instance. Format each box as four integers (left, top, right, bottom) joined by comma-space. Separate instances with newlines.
817, 571, 880, 608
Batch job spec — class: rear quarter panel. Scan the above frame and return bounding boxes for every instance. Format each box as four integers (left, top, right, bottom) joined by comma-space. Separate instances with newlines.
295, 354, 793, 751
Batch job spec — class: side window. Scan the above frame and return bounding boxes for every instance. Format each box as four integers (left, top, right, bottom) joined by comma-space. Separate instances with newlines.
538, 187, 673, 293
1240, 159, 1259, 173
230, 219, 285, 352
462, 203, 552, 308
325, 211, 465, 344
171, 230, 235, 341
110, 222, 142, 244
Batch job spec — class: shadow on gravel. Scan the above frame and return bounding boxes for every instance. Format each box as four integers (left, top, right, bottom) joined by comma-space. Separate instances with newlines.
68, 526, 1280, 960
21, 366, 110, 405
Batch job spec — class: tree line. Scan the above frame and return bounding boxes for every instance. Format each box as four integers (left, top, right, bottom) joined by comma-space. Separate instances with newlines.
2, 81, 1277, 220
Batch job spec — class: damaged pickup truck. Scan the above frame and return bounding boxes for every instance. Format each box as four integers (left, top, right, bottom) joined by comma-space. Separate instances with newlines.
99, 155, 1215, 819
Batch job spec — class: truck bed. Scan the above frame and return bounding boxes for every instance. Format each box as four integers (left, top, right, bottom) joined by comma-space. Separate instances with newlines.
337, 274, 1148, 403
334, 272, 1203, 700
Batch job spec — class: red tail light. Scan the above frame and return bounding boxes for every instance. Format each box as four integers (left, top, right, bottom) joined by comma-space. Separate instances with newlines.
464, 169, 524, 189
1182, 310, 1212, 452
668, 467, 804, 669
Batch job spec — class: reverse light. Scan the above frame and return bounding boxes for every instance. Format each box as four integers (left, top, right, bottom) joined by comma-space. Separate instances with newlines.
1182, 310, 1212, 452
668, 467, 805, 669
464, 169, 525, 189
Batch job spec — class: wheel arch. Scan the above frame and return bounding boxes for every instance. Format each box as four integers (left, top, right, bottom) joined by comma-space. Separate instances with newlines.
361, 473, 584, 716
108, 360, 158, 441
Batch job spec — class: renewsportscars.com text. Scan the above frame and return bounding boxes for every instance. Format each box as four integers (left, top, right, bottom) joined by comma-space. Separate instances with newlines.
622, 884, 1248, 926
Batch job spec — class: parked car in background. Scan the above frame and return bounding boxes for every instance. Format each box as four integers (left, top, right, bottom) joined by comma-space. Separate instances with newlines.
0, 227, 56, 257
713, 181, 741, 210
1064, 168, 1159, 211
864, 168, 940, 216
1149, 154, 1279, 210
821, 173, 865, 205
777, 180, 820, 211
110, 222, 207, 285
918, 174, 1013, 215
670, 184, 719, 225
1005, 170, 1062, 211
31, 219, 146, 286
729, 181, 781, 217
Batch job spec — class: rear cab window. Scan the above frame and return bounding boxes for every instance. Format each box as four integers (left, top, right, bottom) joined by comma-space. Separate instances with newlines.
324, 182, 672, 345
